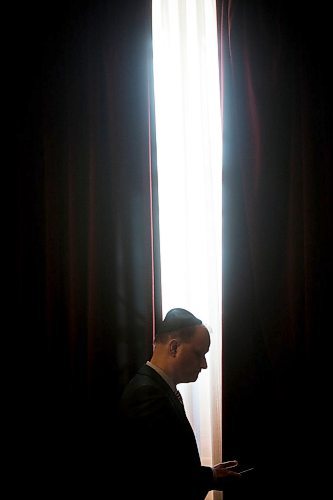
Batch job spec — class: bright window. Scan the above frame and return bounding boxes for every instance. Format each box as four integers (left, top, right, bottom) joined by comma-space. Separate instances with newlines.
152, 2, 222, 498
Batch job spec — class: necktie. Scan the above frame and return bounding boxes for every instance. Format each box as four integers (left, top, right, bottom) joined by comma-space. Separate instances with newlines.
175, 389, 184, 405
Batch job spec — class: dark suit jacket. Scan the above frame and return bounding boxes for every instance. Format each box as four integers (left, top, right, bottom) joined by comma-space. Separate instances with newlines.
118, 364, 214, 500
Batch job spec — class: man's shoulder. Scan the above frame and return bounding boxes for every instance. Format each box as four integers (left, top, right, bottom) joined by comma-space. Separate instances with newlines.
123, 363, 167, 395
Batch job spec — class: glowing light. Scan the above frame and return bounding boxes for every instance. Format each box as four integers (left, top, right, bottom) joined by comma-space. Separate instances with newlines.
152, 1, 223, 492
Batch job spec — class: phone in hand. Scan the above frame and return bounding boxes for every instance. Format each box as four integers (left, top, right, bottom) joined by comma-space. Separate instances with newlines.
234, 465, 255, 476
238, 467, 255, 475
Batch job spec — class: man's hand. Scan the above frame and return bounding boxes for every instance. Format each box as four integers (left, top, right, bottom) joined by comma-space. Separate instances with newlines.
212, 460, 241, 489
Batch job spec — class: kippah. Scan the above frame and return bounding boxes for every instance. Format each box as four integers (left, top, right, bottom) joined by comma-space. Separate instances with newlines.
158, 308, 202, 334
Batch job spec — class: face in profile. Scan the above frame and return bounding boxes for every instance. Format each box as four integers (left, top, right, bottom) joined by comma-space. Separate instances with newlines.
177, 325, 210, 383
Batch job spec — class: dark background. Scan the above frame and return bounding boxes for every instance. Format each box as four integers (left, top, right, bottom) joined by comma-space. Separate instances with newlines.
13, 1, 331, 498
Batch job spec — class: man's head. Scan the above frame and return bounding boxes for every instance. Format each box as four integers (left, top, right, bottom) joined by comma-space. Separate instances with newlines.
152, 308, 210, 385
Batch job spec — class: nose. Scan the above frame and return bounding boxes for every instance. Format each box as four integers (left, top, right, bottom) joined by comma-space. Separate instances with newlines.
201, 357, 208, 370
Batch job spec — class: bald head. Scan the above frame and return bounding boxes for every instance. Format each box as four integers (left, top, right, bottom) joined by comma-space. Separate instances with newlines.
156, 308, 202, 341
151, 309, 210, 385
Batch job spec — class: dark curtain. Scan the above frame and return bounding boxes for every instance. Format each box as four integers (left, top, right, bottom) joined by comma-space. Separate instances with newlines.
14, 0, 332, 497
218, 1, 331, 498
14, 0, 160, 494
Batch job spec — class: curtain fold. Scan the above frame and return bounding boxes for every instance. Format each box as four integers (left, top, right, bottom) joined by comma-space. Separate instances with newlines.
15, 0, 159, 495
218, 1, 332, 498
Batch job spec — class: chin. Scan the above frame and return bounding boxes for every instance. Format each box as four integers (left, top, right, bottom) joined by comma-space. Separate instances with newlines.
184, 373, 200, 383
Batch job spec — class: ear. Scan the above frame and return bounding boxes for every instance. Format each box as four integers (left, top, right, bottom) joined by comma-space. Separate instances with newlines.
169, 339, 178, 357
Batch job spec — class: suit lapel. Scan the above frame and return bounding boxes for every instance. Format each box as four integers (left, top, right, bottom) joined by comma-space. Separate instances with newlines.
138, 364, 189, 423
